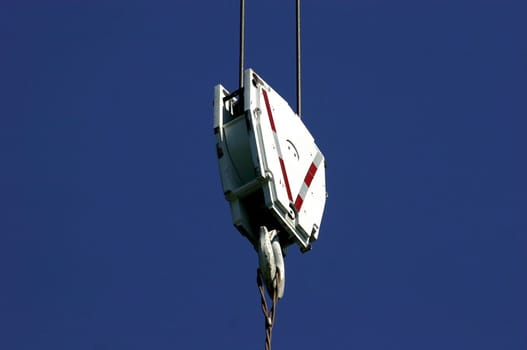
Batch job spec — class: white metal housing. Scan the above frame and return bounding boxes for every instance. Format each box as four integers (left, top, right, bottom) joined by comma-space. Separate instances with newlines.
214, 69, 326, 252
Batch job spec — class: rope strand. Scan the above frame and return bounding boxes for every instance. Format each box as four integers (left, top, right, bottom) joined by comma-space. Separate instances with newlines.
239, 0, 245, 88
296, 0, 302, 118
257, 269, 280, 350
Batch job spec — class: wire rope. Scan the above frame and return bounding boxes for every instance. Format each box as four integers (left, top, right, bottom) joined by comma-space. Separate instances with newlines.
296, 0, 301, 118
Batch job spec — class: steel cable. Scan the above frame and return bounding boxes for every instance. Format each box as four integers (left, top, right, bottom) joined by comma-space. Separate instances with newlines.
257, 269, 280, 350
239, 0, 245, 88
296, 0, 301, 118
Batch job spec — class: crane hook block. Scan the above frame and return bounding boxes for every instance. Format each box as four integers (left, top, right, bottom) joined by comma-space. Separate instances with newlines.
214, 69, 327, 252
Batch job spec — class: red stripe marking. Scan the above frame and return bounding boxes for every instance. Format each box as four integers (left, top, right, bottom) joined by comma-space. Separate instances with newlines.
279, 158, 293, 201
294, 160, 320, 211
304, 162, 318, 187
262, 88, 293, 203
294, 196, 304, 211
261, 89, 277, 132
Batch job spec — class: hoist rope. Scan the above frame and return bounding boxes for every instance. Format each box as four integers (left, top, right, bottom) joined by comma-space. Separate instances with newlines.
239, 0, 246, 88
238, 0, 302, 118
296, 0, 302, 118
257, 269, 280, 350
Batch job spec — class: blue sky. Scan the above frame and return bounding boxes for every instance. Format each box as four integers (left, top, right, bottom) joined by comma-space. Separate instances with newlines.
1, 1, 526, 349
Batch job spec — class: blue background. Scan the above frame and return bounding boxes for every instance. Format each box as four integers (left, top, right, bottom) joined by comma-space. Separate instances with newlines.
1, 1, 526, 349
